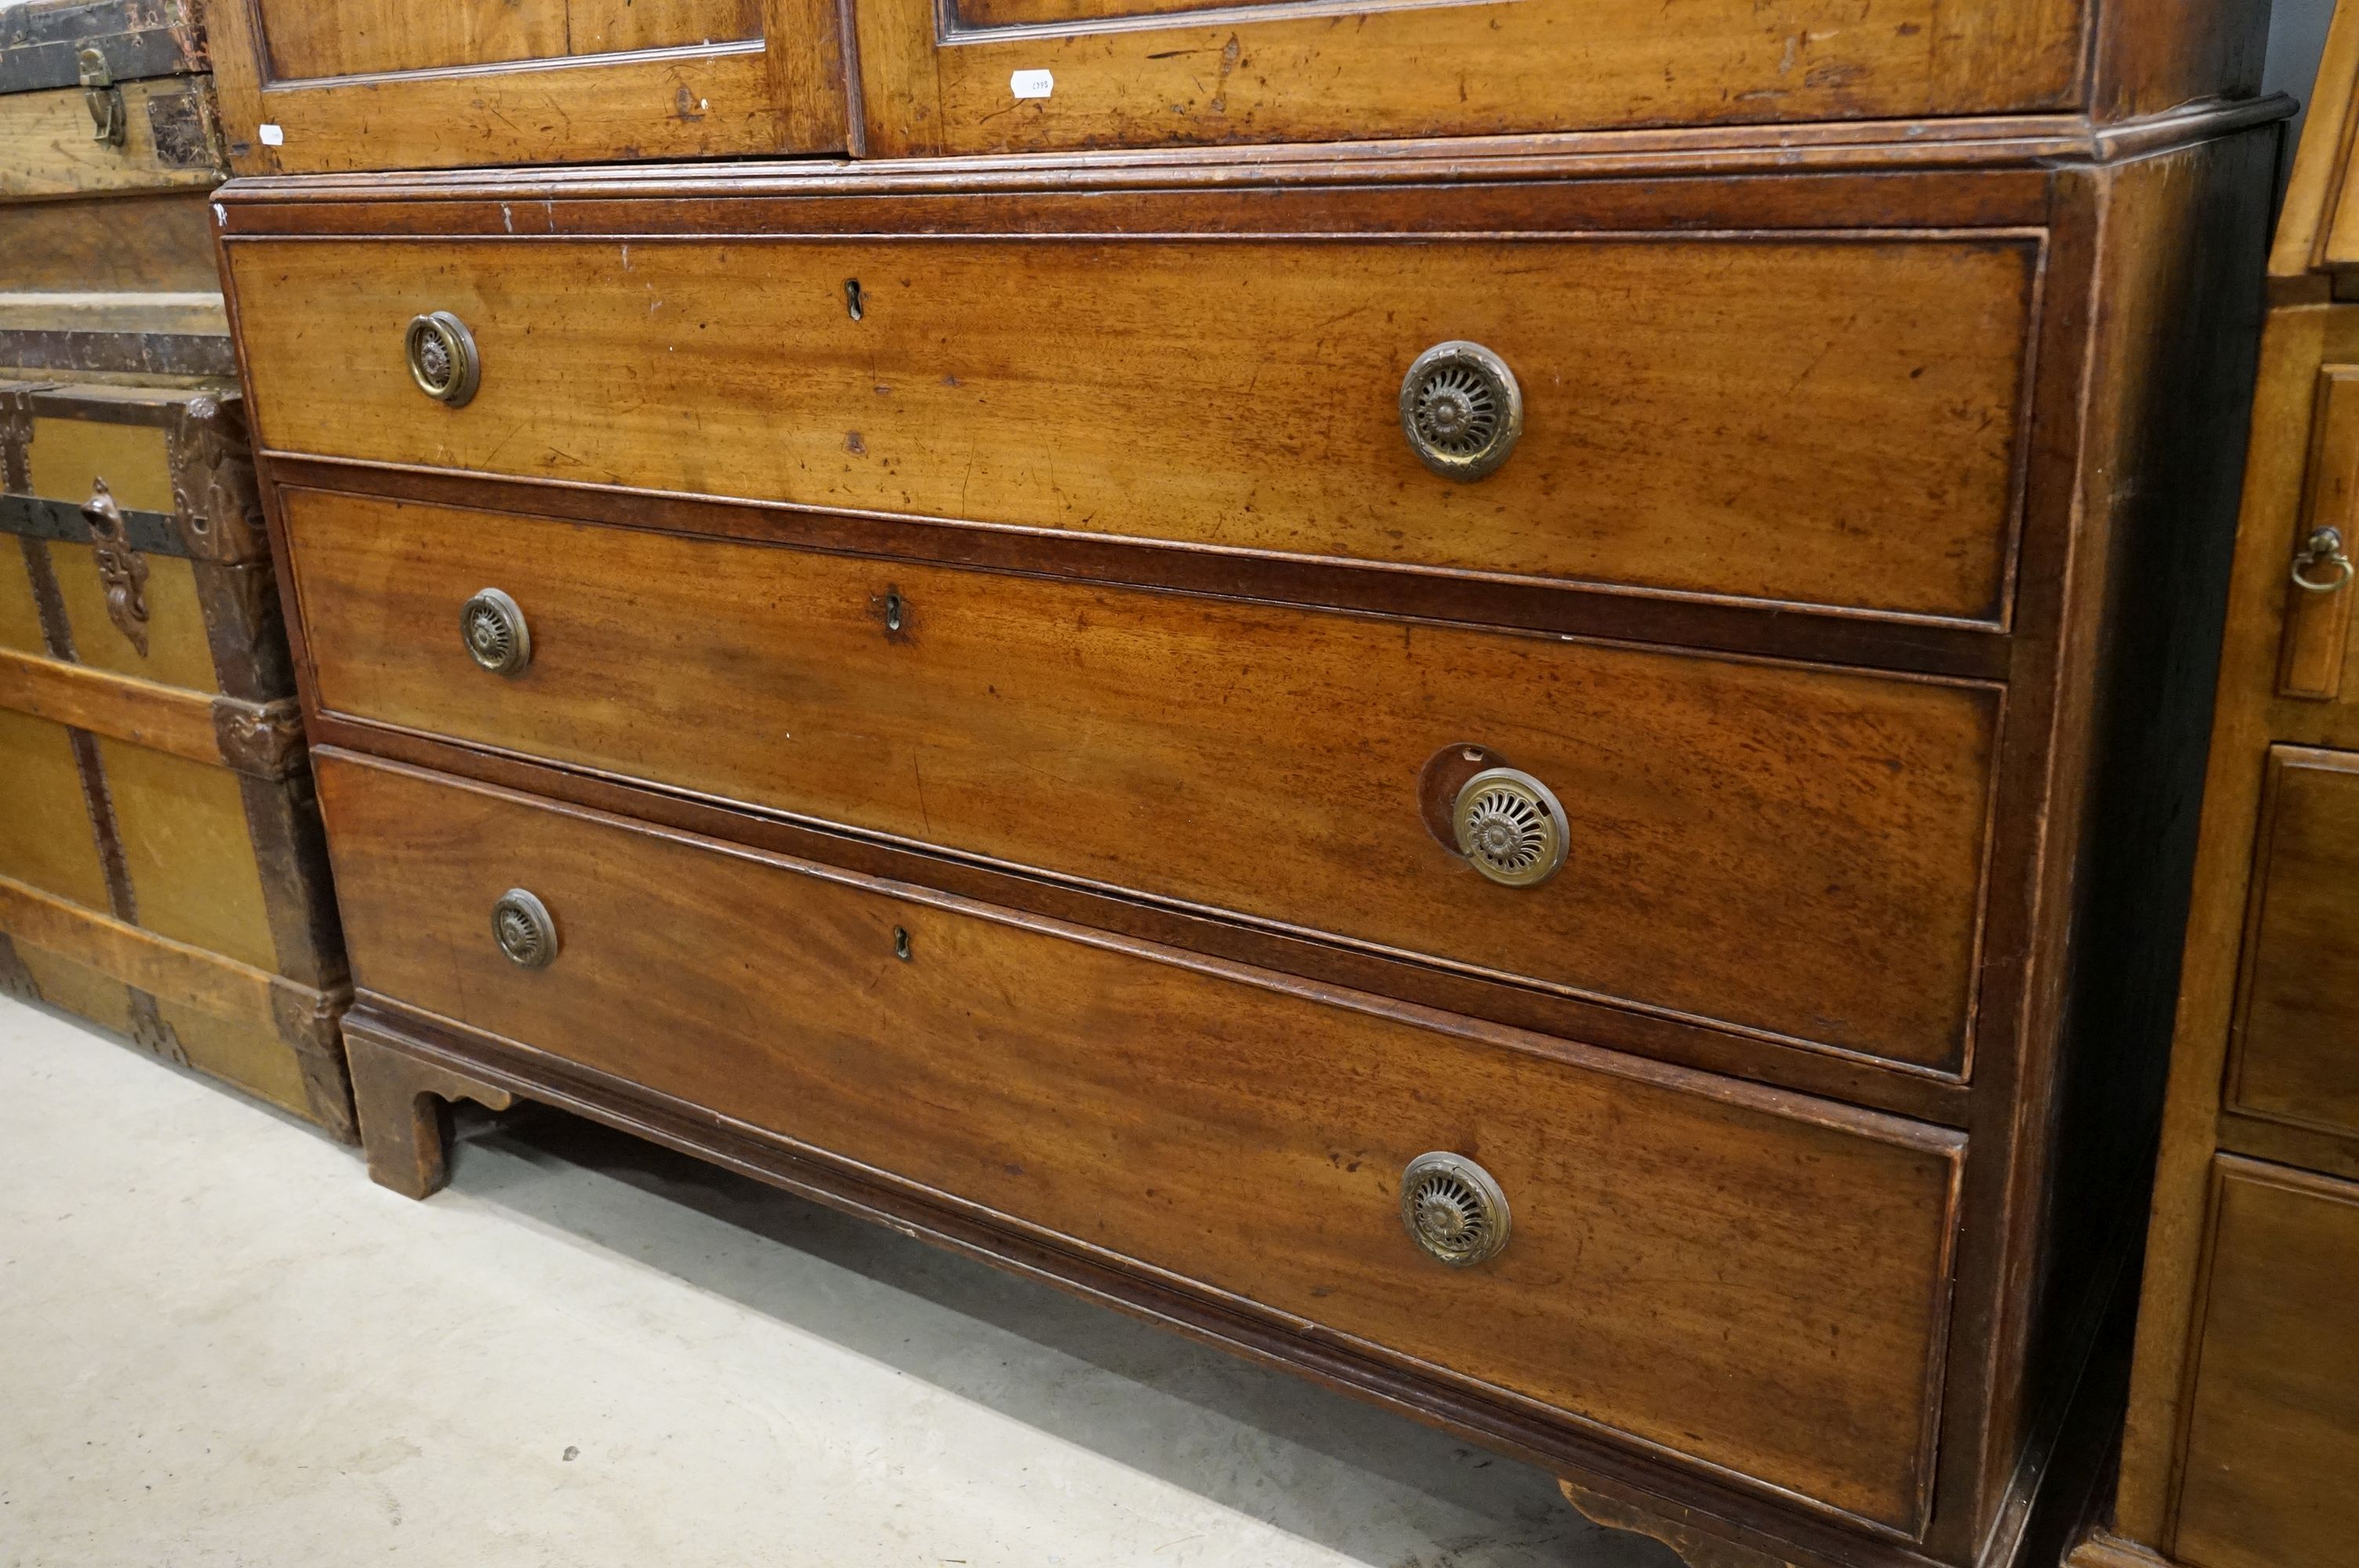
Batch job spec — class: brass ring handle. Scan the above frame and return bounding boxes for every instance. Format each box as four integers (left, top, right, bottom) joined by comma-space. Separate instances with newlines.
491, 888, 558, 969
460, 587, 530, 677
2292, 526, 2355, 593
405, 310, 481, 407
1400, 341, 1523, 481
1400, 1152, 1511, 1267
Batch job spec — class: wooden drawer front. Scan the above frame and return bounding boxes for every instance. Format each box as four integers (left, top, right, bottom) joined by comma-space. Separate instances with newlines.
2230, 748, 2359, 1142
285, 492, 1998, 1071
2174, 1158, 2359, 1568
231, 233, 2037, 622
315, 751, 1961, 1530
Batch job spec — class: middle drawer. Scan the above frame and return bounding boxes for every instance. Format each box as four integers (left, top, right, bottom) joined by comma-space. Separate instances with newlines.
282, 490, 2000, 1073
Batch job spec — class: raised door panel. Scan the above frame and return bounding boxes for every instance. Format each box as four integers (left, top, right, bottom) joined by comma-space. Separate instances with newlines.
2229, 747, 2359, 1145
850, 0, 2085, 155
2172, 1159, 2359, 1568
207, 0, 845, 172
315, 750, 1963, 1534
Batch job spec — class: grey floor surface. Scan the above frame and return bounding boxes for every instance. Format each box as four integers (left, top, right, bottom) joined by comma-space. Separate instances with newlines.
0, 993, 1678, 1568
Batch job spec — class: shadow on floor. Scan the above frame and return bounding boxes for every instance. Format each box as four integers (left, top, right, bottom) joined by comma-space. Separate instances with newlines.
448, 1103, 1682, 1568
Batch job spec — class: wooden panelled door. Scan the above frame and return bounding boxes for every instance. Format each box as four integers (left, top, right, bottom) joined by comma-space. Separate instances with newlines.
208, 0, 846, 173
849, 0, 2086, 155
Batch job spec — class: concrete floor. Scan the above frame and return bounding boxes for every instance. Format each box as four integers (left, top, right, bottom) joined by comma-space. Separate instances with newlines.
0, 994, 1679, 1568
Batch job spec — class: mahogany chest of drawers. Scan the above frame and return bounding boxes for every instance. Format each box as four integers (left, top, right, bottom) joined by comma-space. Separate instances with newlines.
205, 2, 2282, 1563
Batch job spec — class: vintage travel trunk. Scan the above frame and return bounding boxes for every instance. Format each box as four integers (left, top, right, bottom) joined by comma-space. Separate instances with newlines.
0, 2, 351, 1135
1, 0, 231, 379
0, 383, 352, 1136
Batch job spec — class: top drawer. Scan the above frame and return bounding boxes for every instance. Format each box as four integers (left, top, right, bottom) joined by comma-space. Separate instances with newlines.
227, 232, 2037, 625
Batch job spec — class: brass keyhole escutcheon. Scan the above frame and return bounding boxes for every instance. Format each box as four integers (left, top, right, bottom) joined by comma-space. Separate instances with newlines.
491, 888, 559, 970
1400, 342, 1523, 481
1400, 1152, 1511, 1267
893, 925, 912, 961
405, 310, 482, 407
460, 588, 531, 677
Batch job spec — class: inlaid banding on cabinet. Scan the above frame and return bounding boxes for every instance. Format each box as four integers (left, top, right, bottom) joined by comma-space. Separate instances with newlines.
226, 229, 2041, 626
280, 488, 2000, 1073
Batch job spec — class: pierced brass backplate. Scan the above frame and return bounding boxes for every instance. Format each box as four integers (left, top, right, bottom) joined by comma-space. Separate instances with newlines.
491, 888, 558, 970
1452, 767, 1568, 888
1400, 341, 1523, 481
405, 310, 481, 407
1400, 1152, 1511, 1268
460, 587, 530, 677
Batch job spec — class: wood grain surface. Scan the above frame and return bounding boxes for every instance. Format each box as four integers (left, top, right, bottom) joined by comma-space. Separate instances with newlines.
2170, 1158, 2359, 1568
229, 232, 2037, 622
283, 489, 2000, 1070
2226, 747, 2359, 1145
316, 748, 1963, 1532
264, 0, 762, 79
852, 0, 2082, 155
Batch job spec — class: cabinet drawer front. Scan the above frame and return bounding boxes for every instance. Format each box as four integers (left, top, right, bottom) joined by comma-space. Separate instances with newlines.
285, 492, 1999, 1071
2174, 1158, 2359, 1568
2230, 748, 2359, 1142
315, 750, 1961, 1530
230, 233, 2037, 622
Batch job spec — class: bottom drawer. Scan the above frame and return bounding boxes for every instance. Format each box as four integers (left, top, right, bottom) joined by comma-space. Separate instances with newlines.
2173, 1156, 2359, 1568
314, 750, 1962, 1532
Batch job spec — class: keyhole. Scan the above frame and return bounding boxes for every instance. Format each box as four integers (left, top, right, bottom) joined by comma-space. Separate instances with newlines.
845, 278, 863, 321
884, 590, 904, 633
892, 926, 912, 961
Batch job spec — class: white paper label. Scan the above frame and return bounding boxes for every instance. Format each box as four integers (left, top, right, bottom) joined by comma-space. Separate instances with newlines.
257, 122, 285, 145
1009, 69, 1053, 100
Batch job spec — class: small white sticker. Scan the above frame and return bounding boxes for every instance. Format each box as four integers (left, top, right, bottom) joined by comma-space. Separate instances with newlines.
1009, 69, 1052, 100
257, 122, 285, 145
213, 203, 227, 227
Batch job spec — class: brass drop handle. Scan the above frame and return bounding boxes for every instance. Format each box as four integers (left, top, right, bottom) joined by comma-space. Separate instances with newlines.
491, 888, 558, 970
460, 588, 531, 676
2292, 526, 2354, 593
1400, 341, 1523, 481
1401, 1152, 1511, 1267
405, 310, 481, 407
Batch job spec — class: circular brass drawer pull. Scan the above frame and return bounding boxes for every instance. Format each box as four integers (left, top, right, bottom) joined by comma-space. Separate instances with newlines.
460, 587, 531, 677
1401, 1152, 1511, 1267
405, 310, 481, 407
1400, 341, 1522, 481
1452, 766, 1568, 888
491, 887, 558, 970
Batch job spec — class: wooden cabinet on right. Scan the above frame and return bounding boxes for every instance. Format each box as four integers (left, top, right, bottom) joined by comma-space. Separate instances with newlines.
2066, 11, 2359, 1568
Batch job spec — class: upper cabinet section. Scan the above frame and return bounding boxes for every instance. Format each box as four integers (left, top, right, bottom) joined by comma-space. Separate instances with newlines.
206, 0, 848, 172
203, 0, 2266, 171
852, 0, 2264, 158
857, 0, 2082, 157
